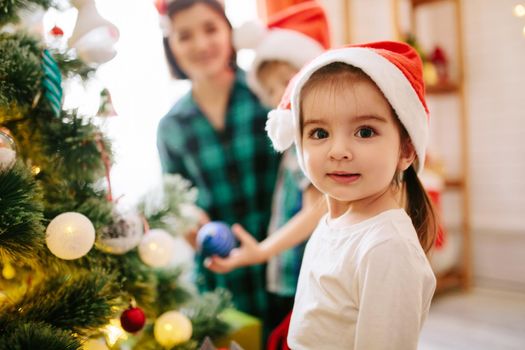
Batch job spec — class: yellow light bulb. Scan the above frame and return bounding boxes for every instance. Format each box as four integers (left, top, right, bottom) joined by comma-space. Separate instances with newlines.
154, 311, 192, 348
104, 319, 127, 347
514, 4, 525, 17
2, 263, 15, 280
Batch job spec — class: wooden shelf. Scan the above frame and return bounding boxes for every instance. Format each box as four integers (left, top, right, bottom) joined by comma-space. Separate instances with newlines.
426, 81, 459, 95
435, 268, 468, 295
412, 0, 455, 7
444, 177, 464, 189
394, 0, 472, 293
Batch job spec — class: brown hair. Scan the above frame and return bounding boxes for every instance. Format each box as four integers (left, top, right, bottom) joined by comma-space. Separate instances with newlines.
257, 60, 286, 81
163, 0, 236, 79
300, 62, 437, 253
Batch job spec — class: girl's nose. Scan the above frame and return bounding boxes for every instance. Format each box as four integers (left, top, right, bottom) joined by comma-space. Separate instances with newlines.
328, 136, 352, 161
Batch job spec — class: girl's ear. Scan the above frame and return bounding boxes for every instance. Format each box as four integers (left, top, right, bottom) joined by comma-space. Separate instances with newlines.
398, 139, 416, 171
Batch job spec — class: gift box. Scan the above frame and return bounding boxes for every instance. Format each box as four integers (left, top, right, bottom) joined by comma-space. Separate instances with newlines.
214, 308, 261, 350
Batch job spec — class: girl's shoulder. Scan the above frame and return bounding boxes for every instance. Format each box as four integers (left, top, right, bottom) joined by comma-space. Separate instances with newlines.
345, 209, 423, 258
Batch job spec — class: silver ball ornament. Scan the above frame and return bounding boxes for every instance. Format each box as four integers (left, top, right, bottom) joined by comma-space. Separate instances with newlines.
0, 129, 16, 170
97, 213, 144, 254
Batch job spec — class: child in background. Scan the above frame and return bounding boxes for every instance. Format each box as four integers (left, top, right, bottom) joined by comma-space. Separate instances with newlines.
206, 2, 330, 332
266, 41, 438, 349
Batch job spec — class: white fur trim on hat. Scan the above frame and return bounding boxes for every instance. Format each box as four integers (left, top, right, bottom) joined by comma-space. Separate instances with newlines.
265, 109, 295, 152
289, 47, 429, 175
247, 29, 325, 106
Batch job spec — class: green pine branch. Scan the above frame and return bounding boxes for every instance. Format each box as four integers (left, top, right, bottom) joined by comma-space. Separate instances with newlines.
39, 111, 112, 185
139, 174, 199, 236
84, 250, 159, 316
0, 0, 55, 27
0, 32, 43, 115
184, 289, 233, 342
153, 268, 194, 316
0, 269, 123, 337
52, 50, 95, 81
0, 320, 81, 350
0, 161, 45, 264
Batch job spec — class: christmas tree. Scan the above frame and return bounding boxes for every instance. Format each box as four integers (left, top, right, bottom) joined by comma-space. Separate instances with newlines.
0, 1, 232, 349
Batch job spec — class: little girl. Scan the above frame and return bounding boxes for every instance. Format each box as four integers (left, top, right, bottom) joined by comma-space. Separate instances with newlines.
267, 41, 438, 349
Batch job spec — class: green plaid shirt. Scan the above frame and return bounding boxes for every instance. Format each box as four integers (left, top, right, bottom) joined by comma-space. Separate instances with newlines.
157, 70, 280, 318
266, 148, 309, 297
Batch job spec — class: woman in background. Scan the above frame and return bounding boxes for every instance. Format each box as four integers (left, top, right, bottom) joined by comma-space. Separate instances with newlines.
156, 0, 280, 325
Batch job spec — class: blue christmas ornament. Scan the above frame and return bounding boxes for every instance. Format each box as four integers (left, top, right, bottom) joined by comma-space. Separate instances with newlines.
197, 221, 235, 258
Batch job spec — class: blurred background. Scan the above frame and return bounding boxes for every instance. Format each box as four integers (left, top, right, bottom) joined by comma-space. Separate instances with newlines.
41, 0, 525, 349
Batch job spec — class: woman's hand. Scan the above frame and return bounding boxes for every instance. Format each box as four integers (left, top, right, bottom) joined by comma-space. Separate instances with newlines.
204, 224, 267, 273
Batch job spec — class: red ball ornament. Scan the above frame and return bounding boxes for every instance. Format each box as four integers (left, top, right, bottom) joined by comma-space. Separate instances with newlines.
120, 306, 146, 333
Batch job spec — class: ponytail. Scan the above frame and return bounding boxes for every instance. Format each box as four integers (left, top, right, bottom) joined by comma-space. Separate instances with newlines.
404, 165, 438, 254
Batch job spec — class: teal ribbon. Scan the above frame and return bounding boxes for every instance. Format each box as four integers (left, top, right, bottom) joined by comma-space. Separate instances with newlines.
41, 49, 63, 116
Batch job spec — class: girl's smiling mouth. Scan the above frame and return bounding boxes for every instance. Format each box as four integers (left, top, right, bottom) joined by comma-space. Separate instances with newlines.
327, 172, 361, 184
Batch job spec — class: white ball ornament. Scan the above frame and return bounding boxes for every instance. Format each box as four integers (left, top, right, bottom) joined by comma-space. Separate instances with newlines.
46, 212, 95, 260
74, 27, 118, 64
138, 229, 176, 268
154, 310, 192, 348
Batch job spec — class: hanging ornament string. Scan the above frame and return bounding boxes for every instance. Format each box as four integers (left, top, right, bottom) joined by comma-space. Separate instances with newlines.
41, 49, 63, 117
94, 133, 113, 202
141, 215, 150, 234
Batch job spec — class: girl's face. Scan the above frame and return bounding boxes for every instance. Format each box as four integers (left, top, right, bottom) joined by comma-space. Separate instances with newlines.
301, 77, 414, 217
258, 61, 298, 108
168, 3, 232, 81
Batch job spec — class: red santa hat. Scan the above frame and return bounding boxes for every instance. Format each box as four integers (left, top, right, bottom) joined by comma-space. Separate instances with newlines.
234, 2, 331, 104
266, 41, 430, 174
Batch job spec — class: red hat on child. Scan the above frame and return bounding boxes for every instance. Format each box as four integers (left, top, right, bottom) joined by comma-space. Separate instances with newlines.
234, 2, 331, 104
266, 41, 429, 174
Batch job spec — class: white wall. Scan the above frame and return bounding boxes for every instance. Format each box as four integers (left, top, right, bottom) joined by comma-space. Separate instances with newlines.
462, 0, 525, 233
319, 0, 348, 46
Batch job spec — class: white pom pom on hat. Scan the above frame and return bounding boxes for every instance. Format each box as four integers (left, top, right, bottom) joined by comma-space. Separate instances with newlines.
233, 20, 267, 50
265, 109, 295, 152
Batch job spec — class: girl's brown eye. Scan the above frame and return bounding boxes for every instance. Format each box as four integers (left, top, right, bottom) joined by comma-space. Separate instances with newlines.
310, 128, 329, 139
355, 127, 375, 138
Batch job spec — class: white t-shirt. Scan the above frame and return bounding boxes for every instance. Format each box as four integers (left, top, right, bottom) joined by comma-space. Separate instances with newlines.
288, 209, 436, 350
